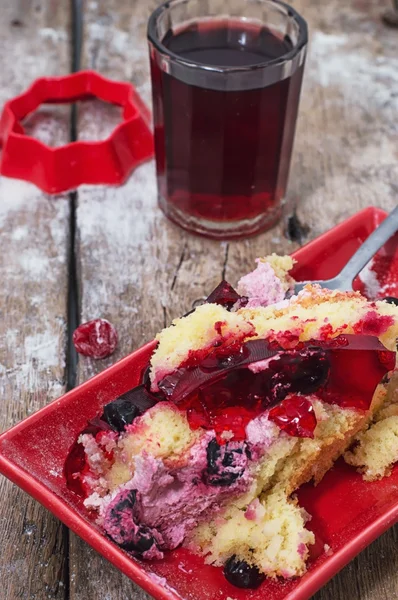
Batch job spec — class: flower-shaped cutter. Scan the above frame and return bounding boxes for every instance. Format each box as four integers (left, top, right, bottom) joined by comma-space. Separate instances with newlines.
0, 70, 154, 194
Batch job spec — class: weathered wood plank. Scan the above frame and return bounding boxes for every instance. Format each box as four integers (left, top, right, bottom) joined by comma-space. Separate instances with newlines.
71, 0, 398, 599
0, 2, 71, 599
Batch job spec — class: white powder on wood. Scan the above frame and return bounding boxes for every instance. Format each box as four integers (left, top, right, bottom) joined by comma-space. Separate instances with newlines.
0, 177, 68, 395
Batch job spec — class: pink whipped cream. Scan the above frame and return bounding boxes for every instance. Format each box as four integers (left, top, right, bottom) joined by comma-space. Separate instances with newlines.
237, 259, 286, 308
81, 406, 286, 560
97, 431, 253, 556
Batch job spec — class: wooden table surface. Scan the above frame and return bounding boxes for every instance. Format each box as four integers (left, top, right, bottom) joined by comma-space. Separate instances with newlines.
0, 1, 397, 599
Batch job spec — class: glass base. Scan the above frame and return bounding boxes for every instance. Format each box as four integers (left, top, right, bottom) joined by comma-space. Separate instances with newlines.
159, 194, 283, 240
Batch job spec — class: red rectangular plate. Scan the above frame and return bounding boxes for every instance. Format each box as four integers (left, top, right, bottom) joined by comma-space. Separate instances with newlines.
0, 206, 397, 600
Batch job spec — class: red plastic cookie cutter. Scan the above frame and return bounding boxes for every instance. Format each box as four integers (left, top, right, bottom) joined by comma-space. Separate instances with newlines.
0, 70, 154, 194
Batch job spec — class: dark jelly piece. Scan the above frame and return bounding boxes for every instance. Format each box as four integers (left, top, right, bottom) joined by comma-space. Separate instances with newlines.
140, 365, 152, 387
206, 280, 241, 310
204, 438, 249, 486
158, 368, 188, 399
102, 385, 158, 432
120, 386, 160, 413
86, 415, 114, 433
224, 555, 265, 589
73, 318, 118, 359
200, 343, 249, 372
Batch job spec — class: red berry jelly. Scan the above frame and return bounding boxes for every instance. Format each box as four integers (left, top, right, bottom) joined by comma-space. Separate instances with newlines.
166, 337, 394, 441
268, 395, 317, 438
73, 318, 118, 359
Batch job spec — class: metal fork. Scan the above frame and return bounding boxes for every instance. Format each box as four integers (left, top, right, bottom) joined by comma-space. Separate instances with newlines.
294, 206, 398, 294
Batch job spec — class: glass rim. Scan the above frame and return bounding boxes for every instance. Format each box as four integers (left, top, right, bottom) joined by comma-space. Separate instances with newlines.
147, 0, 308, 75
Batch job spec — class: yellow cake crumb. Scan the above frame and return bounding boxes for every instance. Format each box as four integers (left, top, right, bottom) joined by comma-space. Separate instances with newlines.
105, 461, 132, 490
231, 435, 299, 511
374, 371, 398, 421
121, 404, 197, 465
239, 286, 398, 352
190, 486, 314, 578
344, 374, 398, 480
102, 405, 199, 491
150, 303, 254, 388
344, 416, 398, 480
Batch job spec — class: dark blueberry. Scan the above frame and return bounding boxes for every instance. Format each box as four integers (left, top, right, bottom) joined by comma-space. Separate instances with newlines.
103, 398, 140, 431
269, 349, 330, 400
109, 489, 137, 522
222, 448, 242, 467
224, 556, 265, 589
106, 490, 159, 556
206, 280, 242, 311
292, 350, 330, 394
204, 439, 248, 487
120, 525, 156, 554
102, 385, 158, 431
384, 297, 398, 306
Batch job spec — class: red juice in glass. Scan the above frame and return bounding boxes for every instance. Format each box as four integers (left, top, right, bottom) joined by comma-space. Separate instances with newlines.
148, 1, 308, 239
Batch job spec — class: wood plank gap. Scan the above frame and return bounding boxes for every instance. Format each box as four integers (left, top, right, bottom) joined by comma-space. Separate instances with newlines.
64, 3, 84, 599
66, 192, 79, 393
71, 0, 84, 74
66, 0, 83, 391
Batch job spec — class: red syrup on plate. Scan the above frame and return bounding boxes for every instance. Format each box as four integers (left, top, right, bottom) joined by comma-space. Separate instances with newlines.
364, 253, 398, 299
151, 19, 304, 230
356, 231, 398, 299
64, 417, 114, 496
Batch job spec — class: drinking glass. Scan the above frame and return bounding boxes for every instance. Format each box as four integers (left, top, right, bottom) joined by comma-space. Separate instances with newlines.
148, 0, 308, 239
